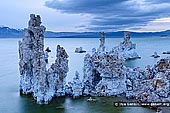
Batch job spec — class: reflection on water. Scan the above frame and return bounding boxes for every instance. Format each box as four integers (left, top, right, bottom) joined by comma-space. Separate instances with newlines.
0, 37, 170, 113
20, 95, 66, 113
19, 96, 155, 113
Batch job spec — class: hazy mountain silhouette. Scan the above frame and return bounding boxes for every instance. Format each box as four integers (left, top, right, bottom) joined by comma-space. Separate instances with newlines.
0, 26, 169, 38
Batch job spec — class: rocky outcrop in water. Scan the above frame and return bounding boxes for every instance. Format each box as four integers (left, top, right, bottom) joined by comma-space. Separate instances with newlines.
82, 32, 135, 96
82, 53, 170, 103
126, 57, 170, 103
19, 15, 170, 105
19, 14, 69, 104
82, 32, 170, 103
69, 71, 83, 98
83, 51, 126, 96
19, 14, 47, 100
46, 45, 69, 98
97, 32, 106, 53
110, 31, 140, 60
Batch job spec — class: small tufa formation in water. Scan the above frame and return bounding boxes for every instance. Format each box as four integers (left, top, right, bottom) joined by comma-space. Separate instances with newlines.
75, 47, 86, 53
19, 14, 69, 104
151, 52, 160, 58
111, 31, 140, 60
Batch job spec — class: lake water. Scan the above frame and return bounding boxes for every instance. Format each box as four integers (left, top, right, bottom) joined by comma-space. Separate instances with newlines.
0, 37, 170, 113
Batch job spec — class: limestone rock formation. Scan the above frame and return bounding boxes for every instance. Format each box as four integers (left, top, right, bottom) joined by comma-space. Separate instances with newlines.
82, 32, 170, 103
69, 71, 83, 98
82, 32, 134, 96
47, 45, 69, 97
19, 14, 47, 101
125, 57, 170, 103
97, 32, 106, 53
19, 14, 170, 106
110, 31, 140, 60
19, 14, 69, 104
83, 52, 126, 96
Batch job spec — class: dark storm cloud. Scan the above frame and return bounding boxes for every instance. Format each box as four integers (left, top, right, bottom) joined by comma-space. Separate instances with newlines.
45, 0, 129, 14
45, 0, 170, 31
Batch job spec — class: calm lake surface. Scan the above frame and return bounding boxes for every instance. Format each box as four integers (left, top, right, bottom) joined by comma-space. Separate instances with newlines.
0, 37, 170, 113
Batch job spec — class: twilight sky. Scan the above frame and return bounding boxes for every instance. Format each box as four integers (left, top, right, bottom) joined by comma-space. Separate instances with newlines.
0, 0, 170, 32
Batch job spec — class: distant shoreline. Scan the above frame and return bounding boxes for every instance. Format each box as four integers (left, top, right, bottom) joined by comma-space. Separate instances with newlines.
0, 26, 170, 38
0, 36, 168, 38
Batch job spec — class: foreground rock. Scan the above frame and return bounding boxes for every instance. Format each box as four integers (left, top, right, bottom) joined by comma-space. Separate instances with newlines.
83, 52, 126, 96
47, 45, 69, 97
54, 29, 170, 105
19, 14, 69, 104
82, 31, 138, 96
19, 14, 47, 101
81, 32, 170, 105
69, 71, 83, 98
130, 57, 170, 103
82, 53, 170, 106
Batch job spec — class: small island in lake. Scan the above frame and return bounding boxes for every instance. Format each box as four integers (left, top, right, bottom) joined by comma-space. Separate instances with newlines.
151, 52, 160, 58
75, 47, 86, 53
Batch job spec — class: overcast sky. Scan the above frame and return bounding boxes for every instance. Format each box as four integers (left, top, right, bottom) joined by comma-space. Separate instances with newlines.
0, 0, 170, 32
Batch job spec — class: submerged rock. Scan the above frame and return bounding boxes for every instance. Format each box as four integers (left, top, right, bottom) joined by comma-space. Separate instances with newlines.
19, 14, 69, 104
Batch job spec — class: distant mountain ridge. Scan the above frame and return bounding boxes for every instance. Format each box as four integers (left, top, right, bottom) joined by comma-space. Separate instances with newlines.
0, 26, 169, 38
